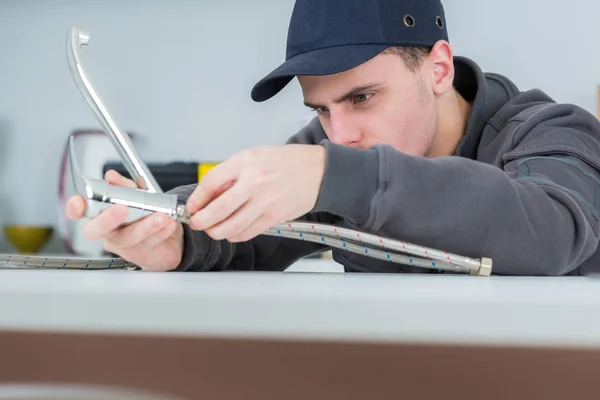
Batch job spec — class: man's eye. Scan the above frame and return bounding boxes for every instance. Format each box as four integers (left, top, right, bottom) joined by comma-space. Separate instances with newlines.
353, 93, 372, 104
312, 106, 329, 114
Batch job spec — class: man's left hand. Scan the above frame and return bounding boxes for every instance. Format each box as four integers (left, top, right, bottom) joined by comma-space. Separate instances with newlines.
186, 144, 326, 242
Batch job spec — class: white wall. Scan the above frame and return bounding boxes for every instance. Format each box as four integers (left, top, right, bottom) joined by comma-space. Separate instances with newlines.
0, 0, 598, 251
443, 0, 600, 111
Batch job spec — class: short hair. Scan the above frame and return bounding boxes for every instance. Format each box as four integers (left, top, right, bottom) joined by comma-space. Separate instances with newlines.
382, 46, 433, 71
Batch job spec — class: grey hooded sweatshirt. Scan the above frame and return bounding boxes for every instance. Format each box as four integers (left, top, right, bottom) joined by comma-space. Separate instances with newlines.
168, 56, 600, 276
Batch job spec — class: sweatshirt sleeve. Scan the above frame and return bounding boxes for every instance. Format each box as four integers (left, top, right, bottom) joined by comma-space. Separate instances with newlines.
311, 124, 600, 276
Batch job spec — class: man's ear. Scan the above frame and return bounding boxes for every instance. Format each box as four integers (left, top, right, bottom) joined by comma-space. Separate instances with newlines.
428, 40, 454, 95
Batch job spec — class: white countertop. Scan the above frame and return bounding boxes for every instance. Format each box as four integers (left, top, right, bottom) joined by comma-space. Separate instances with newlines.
0, 259, 599, 348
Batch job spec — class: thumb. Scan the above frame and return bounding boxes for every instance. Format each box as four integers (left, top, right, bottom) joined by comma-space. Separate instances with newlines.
65, 195, 87, 220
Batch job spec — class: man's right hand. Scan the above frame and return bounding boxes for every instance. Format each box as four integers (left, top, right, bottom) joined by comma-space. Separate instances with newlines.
64, 170, 185, 271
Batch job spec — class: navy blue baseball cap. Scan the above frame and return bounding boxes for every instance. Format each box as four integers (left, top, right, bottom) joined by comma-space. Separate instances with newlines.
251, 0, 449, 102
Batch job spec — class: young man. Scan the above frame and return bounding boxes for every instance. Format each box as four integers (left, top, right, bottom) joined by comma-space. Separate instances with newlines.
66, 0, 600, 276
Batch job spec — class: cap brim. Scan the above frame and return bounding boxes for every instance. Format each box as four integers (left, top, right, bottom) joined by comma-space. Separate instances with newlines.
250, 44, 390, 102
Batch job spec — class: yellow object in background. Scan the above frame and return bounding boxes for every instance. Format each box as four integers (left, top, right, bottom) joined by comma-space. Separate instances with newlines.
198, 162, 219, 181
3, 224, 54, 254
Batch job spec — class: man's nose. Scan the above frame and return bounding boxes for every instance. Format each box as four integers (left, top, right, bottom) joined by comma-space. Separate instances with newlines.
328, 112, 362, 146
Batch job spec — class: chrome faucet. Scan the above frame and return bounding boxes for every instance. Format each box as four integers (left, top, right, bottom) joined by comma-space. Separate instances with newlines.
66, 26, 190, 224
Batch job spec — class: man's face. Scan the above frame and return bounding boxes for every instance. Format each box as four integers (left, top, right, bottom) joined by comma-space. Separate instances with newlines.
298, 52, 438, 156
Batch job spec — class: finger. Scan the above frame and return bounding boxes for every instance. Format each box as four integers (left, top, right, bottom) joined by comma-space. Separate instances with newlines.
135, 218, 178, 250
104, 169, 137, 189
103, 219, 175, 259
103, 221, 182, 272
185, 180, 235, 215
186, 162, 238, 213
203, 198, 267, 241
106, 213, 173, 249
82, 204, 130, 241
189, 180, 251, 231
228, 214, 276, 243
65, 195, 87, 220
